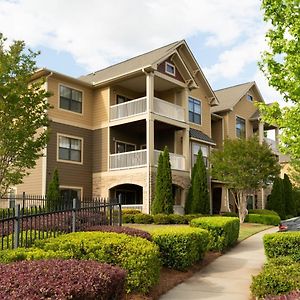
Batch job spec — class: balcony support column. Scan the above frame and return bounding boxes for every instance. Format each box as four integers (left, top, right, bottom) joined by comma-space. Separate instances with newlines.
146, 72, 154, 113
182, 128, 190, 171
183, 88, 189, 123
258, 121, 264, 144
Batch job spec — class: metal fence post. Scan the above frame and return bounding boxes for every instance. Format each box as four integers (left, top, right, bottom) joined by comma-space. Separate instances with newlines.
109, 199, 113, 226
14, 204, 20, 249
22, 192, 26, 209
72, 198, 76, 232
118, 202, 122, 226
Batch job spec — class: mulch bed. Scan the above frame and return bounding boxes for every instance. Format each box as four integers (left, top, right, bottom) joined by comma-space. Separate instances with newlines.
124, 252, 221, 300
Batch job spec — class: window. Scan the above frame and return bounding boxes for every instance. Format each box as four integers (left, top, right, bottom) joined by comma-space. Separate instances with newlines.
58, 135, 82, 163
192, 142, 208, 167
236, 116, 246, 138
115, 141, 136, 153
246, 94, 253, 102
116, 95, 131, 104
165, 62, 176, 76
60, 85, 82, 113
189, 97, 201, 124
60, 187, 82, 201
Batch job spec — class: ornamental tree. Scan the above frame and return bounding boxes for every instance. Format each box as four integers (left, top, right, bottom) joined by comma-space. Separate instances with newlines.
210, 137, 280, 223
46, 168, 61, 211
0, 34, 50, 197
258, 0, 300, 163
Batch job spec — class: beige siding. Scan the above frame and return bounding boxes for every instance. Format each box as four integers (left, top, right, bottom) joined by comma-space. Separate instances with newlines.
92, 87, 110, 129
211, 119, 223, 149
93, 128, 108, 172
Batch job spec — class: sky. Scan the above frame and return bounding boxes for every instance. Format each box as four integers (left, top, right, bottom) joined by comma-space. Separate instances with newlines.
0, 0, 284, 104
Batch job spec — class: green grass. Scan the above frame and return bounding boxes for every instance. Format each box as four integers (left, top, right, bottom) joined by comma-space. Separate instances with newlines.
126, 223, 273, 242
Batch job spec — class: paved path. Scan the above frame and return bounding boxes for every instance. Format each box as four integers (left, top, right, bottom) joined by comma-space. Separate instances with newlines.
160, 227, 278, 300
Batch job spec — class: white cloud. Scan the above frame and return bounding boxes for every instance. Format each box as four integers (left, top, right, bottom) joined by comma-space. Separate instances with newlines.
0, 0, 261, 72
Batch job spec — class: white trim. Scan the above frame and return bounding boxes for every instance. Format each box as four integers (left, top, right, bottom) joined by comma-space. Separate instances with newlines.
235, 114, 246, 139
165, 62, 176, 76
58, 83, 84, 116
140, 144, 146, 150
57, 133, 84, 165
60, 185, 83, 198
188, 96, 202, 126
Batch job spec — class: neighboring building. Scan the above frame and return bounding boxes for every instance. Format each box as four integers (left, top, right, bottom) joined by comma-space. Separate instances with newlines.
211, 82, 280, 213
16, 40, 219, 213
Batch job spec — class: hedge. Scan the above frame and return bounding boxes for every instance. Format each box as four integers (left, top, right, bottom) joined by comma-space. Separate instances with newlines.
151, 227, 209, 270
264, 232, 300, 261
85, 225, 152, 241
153, 214, 171, 224
133, 213, 154, 224
190, 217, 240, 251
0, 259, 126, 300
248, 209, 280, 217
245, 214, 280, 226
122, 209, 141, 215
251, 257, 300, 298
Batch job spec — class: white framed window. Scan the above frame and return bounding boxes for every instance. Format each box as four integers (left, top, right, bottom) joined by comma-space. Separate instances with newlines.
246, 94, 253, 102
57, 134, 83, 164
115, 140, 136, 153
165, 62, 176, 76
236, 116, 246, 139
191, 142, 208, 167
59, 85, 83, 114
189, 97, 202, 125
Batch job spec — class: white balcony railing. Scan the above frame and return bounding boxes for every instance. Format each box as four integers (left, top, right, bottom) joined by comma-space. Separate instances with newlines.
110, 149, 147, 170
154, 150, 185, 171
153, 97, 185, 122
110, 97, 147, 121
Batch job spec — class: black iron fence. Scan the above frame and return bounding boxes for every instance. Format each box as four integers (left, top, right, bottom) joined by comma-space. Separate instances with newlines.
0, 194, 122, 250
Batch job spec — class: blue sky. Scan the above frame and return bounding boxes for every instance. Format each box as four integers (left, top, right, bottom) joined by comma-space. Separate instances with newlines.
0, 0, 282, 102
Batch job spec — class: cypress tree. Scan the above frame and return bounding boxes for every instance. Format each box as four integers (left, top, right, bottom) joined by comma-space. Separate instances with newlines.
163, 146, 174, 214
185, 161, 196, 214
152, 153, 165, 214
267, 177, 285, 219
46, 169, 61, 211
283, 174, 296, 217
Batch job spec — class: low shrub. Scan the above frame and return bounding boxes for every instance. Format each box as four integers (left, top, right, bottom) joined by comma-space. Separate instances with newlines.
220, 212, 238, 217
122, 209, 142, 215
153, 214, 171, 224
245, 214, 280, 226
151, 227, 209, 270
122, 213, 135, 223
251, 258, 300, 299
0, 259, 126, 300
264, 232, 300, 261
133, 213, 153, 224
185, 214, 203, 223
34, 231, 160, 293
248, 209, 280, 217
190, 217, 240, 252
169, 214, 188, 224
85, 225, 152, 241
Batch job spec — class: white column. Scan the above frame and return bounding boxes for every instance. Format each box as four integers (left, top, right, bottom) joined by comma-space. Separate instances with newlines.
261, 187, 265, 209
258, 121, 264, 144
146, 72, 154, 113
182, 128, 190, 171
182, 88, 189, 123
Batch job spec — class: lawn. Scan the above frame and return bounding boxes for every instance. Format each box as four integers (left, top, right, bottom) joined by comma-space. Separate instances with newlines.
125, 223, 274, 241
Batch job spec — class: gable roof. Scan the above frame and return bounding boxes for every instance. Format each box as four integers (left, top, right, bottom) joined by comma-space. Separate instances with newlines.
212, 81, 263, 113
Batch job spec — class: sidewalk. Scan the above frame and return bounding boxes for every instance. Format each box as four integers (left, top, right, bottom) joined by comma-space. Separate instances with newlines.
160, 227, 278, 300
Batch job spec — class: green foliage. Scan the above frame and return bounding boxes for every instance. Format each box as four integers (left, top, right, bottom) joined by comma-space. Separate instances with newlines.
153, 213, 171, 224
152, 147, 174, 214
267, 177, 286, 219
221, 212, 238, 217
263, 232, 300, 261
293, 188, 300, 216
187, 149, 210, 214
244, 214, 280, 226
168, 214, 187, 224
46, 169, 61, 211
248, 209, 279, 216
184, 214, 203, 223
210, 137, 280, 222
122, 213, 135, 223
151, 227, 209, 270
0, 34, 51, 196
258, 0, 300, 161
122, 209, 141, 215
283, 174, 296, 217
133, 213, 153, 224
190, 217, 240, 252
251, 258, 300, 298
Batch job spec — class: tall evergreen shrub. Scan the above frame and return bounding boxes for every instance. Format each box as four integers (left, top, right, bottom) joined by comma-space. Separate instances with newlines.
46, 169, 61, 211
283, 174, 296, 217
267, 177, 285, 219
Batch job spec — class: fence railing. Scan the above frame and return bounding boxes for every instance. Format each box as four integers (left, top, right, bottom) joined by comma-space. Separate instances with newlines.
110, 149, 147, 170
153, 97, 185, 122
0, 194, 122, 250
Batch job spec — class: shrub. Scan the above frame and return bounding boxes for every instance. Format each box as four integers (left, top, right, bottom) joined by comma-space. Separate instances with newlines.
122, 209, 141, 215
251, 258, 300, 298
133, 213, 153, 224
85, 225, 152, 241
244, 214, 280, 225
34, 232, 160, 293
248, 209, 279, 217
122, 213, 135, 223
264, 232, 300, 261
151, 227, 209, 270
169, 214, 188, 224
190, 217, 240, 252
153, 213, 171, 224
220, 212, 238, 217
185, 214, 203, 223
0, 259, 126, 300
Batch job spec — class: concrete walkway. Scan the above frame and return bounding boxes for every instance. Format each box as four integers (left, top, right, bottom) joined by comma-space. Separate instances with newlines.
160, 227, 278, 300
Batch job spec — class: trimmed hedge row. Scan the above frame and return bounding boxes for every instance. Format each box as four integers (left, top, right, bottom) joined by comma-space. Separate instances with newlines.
0, 259, 126, 300
190, 217, 240, 252
151, 227, 209, 270
251, 257, 300, 298
264, 232, 300, 261
245, 214, 281, 226
248, 209, 279, 217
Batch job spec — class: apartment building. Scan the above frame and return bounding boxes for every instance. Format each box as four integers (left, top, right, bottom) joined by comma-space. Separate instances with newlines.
16, 40, 219, 213
210, 82, 279, 214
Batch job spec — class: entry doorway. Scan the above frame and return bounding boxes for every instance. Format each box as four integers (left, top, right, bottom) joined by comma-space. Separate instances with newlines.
212, 187, 222, 214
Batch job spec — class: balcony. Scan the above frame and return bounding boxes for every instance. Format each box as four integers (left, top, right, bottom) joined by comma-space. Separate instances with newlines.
109, 96, 185, 122
109, 149, 186, 171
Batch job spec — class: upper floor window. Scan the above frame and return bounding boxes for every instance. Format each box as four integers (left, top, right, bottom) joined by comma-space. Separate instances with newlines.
116, 95, 131, 104
236, 116, 246, 138
189, 97, 201, 125
165, 62, 176, 76
58, 135, 82, 163
192, 142, 208, 167
60, 85, 82, 113
246, 94, 253, 102
115, 141, 136, 153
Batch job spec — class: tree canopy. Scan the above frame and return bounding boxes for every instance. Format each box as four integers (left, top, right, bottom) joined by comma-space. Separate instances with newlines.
0, 34, 50, 197
210, 137, 280, 222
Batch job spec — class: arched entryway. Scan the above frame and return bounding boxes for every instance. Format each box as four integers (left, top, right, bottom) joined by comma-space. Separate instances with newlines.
109, 184, 143, 206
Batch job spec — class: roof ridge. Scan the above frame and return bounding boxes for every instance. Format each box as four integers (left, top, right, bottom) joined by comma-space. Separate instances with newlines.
80, 40, 181, 78
214, 81, 254, 92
